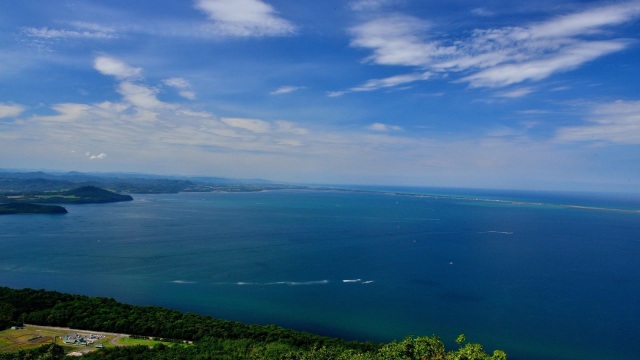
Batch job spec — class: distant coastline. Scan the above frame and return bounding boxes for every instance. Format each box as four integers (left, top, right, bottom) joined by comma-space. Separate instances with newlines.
2, 170, 639, 213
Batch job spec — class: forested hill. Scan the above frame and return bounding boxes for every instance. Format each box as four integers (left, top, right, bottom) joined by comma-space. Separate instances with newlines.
0, 186, 133, 204
61, 186, 133, 203
0, 203, 67, 215
0, 286, 507, 360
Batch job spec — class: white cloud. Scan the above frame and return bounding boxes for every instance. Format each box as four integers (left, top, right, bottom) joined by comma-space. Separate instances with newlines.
176, 109, 213, 118
179, 91, 196, 100
221, 117, 272, 133
461, 40, 628, 88
270, 86, 303, 95
195, 0, 296, 37
555, 100, 640, 144
330, 71, 431, 95
163, 77, 191, 88
69, 21, 117, 33
163, 77, 196, 100
86, 152, 108, 160
0, 103, 25, 118
528, 1, 640, 39
0, 58, 318, 171
471, 8, 494, 17
94, 56, 141, 79
117, 82, 166, 110
23, 27, 117, 40
350, 15, 453, 67
39, 104, 92, 122
349, 1, 640, 88
350, 72, 431, 92
327, 91, 346, 97
275, 120, 308, 135
368, 122, 403, 132
350, 0, 397, 11
496, 87, 535, 98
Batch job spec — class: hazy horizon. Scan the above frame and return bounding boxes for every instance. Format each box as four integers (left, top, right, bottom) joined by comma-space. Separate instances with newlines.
5, 167, 640, 197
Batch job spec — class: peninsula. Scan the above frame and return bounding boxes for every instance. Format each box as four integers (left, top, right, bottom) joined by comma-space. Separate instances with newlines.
0, 186, 133, 205
0, 202, 68, 215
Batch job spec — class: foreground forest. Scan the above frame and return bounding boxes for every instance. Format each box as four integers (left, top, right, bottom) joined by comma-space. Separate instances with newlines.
0, 287, 507, 359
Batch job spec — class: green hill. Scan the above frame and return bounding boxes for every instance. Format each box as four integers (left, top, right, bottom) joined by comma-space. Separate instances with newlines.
60, 186, 134, 203
0, 186, 133, 204
0, 287, 507, 360
0, 203, 68, 215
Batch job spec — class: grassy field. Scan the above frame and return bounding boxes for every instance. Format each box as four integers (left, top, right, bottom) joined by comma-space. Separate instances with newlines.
116, 337, 181, 347
0, 325, 112, 353
0, 327, 57, 352
1, 326, 190, 354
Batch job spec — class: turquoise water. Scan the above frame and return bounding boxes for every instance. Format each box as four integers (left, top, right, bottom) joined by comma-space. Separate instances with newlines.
1, 189, 639, 359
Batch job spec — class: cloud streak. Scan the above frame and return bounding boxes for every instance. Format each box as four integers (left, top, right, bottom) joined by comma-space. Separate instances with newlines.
329, 71, 432, 96
0, 103, 25, 118
195, 0, 296, 37
556, 100, 640, 144
368, 123, 402, 132
348, 1, 640, 90
270, 86, 303, 95
23, 27, 117, 40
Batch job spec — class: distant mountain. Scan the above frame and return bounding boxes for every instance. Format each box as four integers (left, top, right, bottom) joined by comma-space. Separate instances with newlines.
0, 170, 309, 194
0, 177, 78, 192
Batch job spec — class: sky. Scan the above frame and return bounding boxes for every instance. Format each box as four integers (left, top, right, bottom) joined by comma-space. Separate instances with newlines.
1, 0, 639, 192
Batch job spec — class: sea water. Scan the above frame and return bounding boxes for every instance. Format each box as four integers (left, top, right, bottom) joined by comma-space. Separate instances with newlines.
1, 188, 639, 360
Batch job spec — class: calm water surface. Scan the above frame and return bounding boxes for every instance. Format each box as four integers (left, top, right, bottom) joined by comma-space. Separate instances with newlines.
1, 189, 639, 360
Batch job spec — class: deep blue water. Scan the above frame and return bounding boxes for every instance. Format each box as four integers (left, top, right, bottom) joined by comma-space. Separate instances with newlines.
1, 188, 639, 359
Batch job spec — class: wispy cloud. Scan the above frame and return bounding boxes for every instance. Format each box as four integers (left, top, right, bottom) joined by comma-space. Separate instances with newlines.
0, 103, 25, 118
348, 1, 640, 89
350, 0, 398, 12
94, 56, 142, 79
221, 117, 271, 133
496, 87, 535, 98
368, 122, 402, 132
195, 0, 296, 37
461, 40, 628, 88
270, 85, 303, 95
353, 72, 431, 92
275, 120, 308, 135
555, 100, 640, 144
350, 14, 452, 67
330, 71, 431, 96
117, 82, 167, 111
471, 8, 494, 17
22, 26, 117, 40
163, 77, 196, 100
163, 77, 190, 89
1, 56, 314, 164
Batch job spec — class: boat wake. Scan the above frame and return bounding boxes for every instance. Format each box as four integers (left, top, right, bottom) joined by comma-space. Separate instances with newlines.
171, 280, 196, 284
232, 280, 330, 286
343, 279, 374, 284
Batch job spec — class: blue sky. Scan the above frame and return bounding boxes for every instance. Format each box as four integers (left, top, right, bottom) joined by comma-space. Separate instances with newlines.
1, 0, 639, 192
